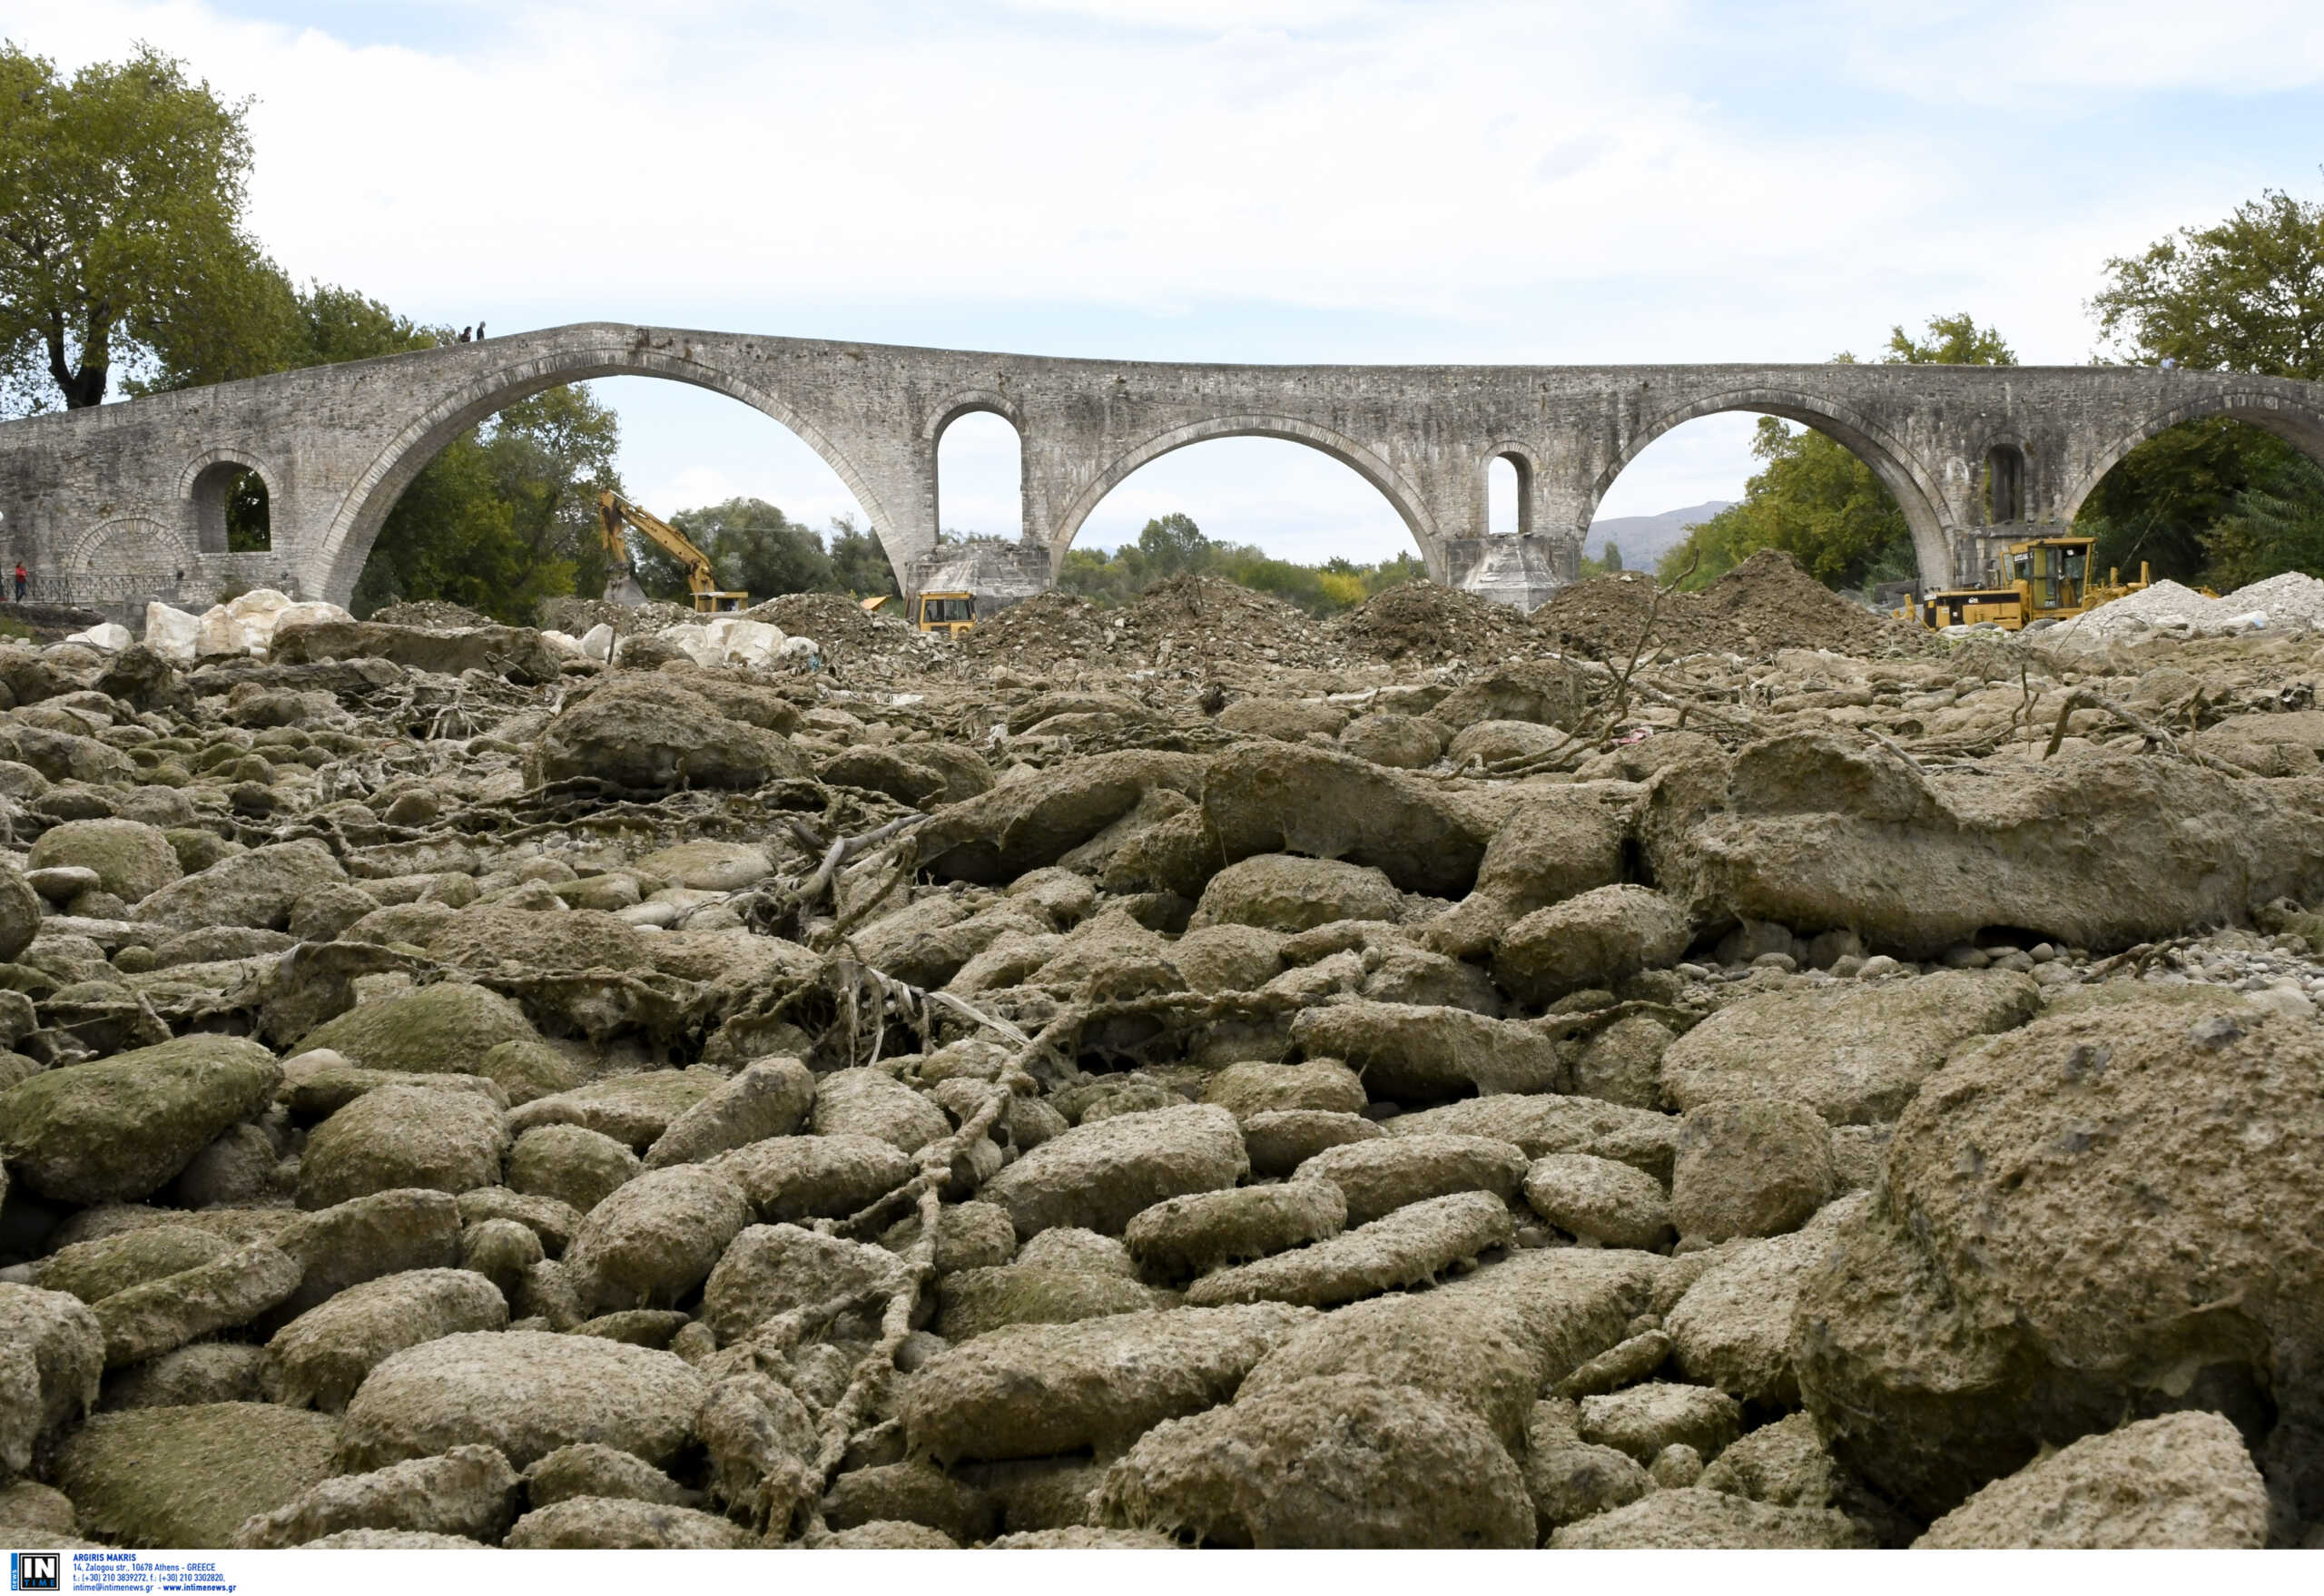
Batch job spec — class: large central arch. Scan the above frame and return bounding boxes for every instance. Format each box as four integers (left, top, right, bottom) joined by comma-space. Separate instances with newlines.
1047, 413, 1441, 566
1590, 386, 1956, 583
313, 337, 891, 603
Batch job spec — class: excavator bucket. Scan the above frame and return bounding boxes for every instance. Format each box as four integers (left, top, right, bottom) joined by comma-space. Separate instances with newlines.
605, 567, 650, 607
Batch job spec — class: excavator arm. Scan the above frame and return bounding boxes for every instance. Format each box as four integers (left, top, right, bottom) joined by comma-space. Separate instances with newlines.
596, 489, 749, 613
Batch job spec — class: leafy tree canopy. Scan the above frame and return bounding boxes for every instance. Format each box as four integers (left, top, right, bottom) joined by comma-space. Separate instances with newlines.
1059, 513, 1423, 616
0, 43, 280, 413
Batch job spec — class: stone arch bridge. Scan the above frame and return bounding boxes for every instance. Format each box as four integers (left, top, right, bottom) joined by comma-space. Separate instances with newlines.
1, 321, 2319, 610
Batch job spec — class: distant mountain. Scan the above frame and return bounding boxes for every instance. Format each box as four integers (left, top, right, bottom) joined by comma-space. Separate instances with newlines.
1585, 500, 1732, 568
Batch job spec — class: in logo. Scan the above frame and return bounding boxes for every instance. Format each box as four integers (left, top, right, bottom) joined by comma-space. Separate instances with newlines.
10, 1553, 60, 1592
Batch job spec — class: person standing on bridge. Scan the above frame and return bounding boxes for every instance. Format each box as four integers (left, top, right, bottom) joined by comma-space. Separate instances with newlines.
13, 563, 25, 602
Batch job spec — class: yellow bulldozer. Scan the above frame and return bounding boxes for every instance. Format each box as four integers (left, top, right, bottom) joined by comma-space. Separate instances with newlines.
860, 591, 979, 636
596, 490, 749, 614
1900, 535, 2152, 631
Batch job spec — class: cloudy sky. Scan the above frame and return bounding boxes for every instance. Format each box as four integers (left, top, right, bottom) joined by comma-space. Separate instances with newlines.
18, 1, 2324, 563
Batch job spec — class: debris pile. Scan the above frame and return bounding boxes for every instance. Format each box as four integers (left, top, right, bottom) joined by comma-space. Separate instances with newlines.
1534, 552, 1915, 662
0, 568, 2319, 1553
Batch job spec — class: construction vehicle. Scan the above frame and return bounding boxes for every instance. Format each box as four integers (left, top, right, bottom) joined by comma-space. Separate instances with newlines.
912, 592, 977, 636
1898, 535, 2152, 631
596, 489, 749, 614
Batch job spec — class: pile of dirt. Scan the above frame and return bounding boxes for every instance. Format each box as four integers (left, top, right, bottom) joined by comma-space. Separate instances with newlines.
1115, 575, 1339, 670
536, 597, 696, 637
736, 593, 897, 649
1326, 580, 1542, 665
369, 600, 494, 631
958, 590, 1118, 670
1535, 552, 1917, 661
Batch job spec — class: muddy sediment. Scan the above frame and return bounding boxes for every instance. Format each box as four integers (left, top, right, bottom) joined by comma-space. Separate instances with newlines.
0, 555, 2318, 1550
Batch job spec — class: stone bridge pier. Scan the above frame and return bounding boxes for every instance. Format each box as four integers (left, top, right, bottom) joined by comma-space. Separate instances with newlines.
0, 323, 2319, 612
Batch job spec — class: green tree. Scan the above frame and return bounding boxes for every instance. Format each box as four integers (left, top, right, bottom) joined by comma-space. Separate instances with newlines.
1600, 537, 1625, 572
0, 44, 281, 412
665, 498, 835, 600
1137, 511, 1212, 575
1659, 315, 2014, 590
828, 514, 900, 599
2079, 186, 2324, 584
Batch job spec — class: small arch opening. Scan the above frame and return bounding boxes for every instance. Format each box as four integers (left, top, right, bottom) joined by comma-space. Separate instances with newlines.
1488, 454, 1529, 534
1985, 444, 2025, 526
935, 410, 1025, 542
192, 462, 271, 553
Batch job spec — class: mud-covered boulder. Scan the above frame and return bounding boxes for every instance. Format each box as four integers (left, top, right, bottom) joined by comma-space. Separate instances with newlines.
1571, 1013, 1676, 1110
522, 1443, 696, 1510
1200, 1059, 1364, 1122
56, 1403, 340, 1548
336, 1331, 705, 1472
1292, 1133, 1528, 1227
1797, 997, 2324, 1520
700, 1224, 908, 1344
1184, 1191, 1512, 1310
1389, 1092, 1679, 1180
231, 1444, 521, 1548
1548, 1486, 1875, 1549
1914, 1412, 2269, 1549
0, 860, 38, 962
0, 1285, 103, 1474
1579, 1380, 1741, 1464
1242, 1108, 1384, 1177
90, 1238, 303, 1369
265, 1271, 508, 1413
507, 1495, 756, 1549
811, 1068, 950, 1154
1188, 854, 1404, 933
1096, 1374, 1531, 1548
1669, 1098, 1835, 1241
271, 619, 563, 685
899, 1304, 1313, 1463
920, 751, 1206, 883
527, 675, 812, 792
982, 1103, 1247, 1237
714, 1133, 913, 1223
507, 1124, 640, 1213
133, 840, 348, 932
1644, 729, 2324, 957
0, 1034, 281, 1204
1668, 1197, 1860, 1406
29, 819, 182, 903
1419, 787, 1637, 958
298, 1086, 508, 1209
276, 1189, 463, 1318
1200, 742, 1502, 898
1124, 1183, 1344, 1280
505, 1069, 724, 1150
1337, 712, 1443, 769
1660, 969, 2040, 1125
291, 982, 556, 1100
1522, 1152, 1671, 1248
933, 1266, 1159, 1343
644, 1056, 814, 1167
1491, 884, 1691, 1008
1289, 1000, 1561, 1100
565, 1164, 751, 1313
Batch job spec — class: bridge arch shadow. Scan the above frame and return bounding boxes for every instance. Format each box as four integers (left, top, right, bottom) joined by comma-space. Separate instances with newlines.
1590, 388, 1955, 584
1049, 416, 1441, 567
313, 340, 892, 606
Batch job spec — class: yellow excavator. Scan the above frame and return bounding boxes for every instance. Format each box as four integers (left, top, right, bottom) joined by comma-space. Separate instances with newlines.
596, 489, 749, 614
1899, 535, 2152, 631
860, 591, 979, 635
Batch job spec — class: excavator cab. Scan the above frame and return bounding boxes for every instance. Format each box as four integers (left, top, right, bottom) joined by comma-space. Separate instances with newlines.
914, 592, 976, 636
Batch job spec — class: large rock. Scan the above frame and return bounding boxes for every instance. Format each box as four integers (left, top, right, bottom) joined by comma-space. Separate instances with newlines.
1124, 1183, 1346, 1279
275, 1189, 463, 1318
1418, 787, 1636, 958
700, 1224, 908, 1344
1641, 729, 2324, 956
336, 1331, 706, 1472
644, 1056, 814, 1167
1096, 1374, 1532, 1548
0, 1285, 103, 1474
981, 1103, 1248, 1237
1669, 1098, 1835, 1241
297, 1086, 508, 1209
1667, 1197, 1861, 1406
920, 750, 1207, 882
507, 1123, 639, 1213
714, 1133, 913, 1223
1289, 1000, 1561, 1100
0, 861, 41, 962
933, 1266, 1159, 1343
91, 1238, 304, 1369
1547, 1486, 1875, 1549
1522, 1152, 1672, 1248
1183, 1191, 1512, 1310
1915, 1412, 2270, 1549
507, 1069, 725, 1149
0, 1034, 281, 1204
1388, 1092, 1679, 1180
55, 1404, 340, 1548
231, 1444, 522, 1548
291, 983, 556, 1101
898, 1304, 1313, 1463
810, 1068, 950, 1154
1200, 1059, 1364, 1122
271, 619, 563, 685
1796, 997, 2324, 1520
1292, 1133, 1528, 1226
1491, 884, 1691, 1008
1235, 1290, 1541, 1453
527, 675, 812, 792
133, 840, 348, 932
1188, 854, 1405, 933
565, 1164, 751, 1313
29, 819, 182, 903
506, 1495, 755, 1549
266, 1269, 509, 1412
1659, 969, 2040, 1125
1199, 741, 1502, 898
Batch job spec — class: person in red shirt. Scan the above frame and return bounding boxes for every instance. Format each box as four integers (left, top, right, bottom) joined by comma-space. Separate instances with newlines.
12, 564, 24, 602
